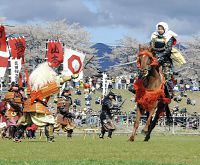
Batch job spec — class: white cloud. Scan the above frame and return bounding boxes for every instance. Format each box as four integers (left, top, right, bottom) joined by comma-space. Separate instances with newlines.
0, 0, 199, 42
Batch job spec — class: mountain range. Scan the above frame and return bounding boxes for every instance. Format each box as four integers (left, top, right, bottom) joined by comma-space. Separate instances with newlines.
91, 42, 187, 71
91, 43, 118, 71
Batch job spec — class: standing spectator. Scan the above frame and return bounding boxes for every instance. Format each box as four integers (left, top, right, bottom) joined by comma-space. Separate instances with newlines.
121, 77, 126, 89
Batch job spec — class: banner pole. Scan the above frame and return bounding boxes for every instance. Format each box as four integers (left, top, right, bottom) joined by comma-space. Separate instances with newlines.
0, 77, 3, 99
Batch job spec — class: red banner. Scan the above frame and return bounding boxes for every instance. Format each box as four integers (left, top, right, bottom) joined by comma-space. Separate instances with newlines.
47, 41, 63, 67
0, 26, 7, 52
0, 56, 9, 67
8, 37, 26, 64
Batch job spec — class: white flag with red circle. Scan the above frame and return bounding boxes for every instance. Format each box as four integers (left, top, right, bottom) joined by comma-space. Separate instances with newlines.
0, 48, 10, 78
0, 26, 10, 78
63, 48, 85, 77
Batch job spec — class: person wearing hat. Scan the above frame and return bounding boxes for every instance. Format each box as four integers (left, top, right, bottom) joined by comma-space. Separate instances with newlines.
13, 62, 78, 142
4, 82, 24, 140
54, 88, 75, 138
150, 22, 178, 98
99, 91, 116, 139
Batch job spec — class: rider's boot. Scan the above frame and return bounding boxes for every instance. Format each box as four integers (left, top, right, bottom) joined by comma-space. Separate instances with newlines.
108, 130, 112, 138
99, 129, 105, 139
67, 129, 73, 138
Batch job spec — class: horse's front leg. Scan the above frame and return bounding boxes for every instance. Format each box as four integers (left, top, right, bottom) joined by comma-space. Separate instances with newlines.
129, 107, 142, 142
144, 106, 163, 141
142, 108, 155, 135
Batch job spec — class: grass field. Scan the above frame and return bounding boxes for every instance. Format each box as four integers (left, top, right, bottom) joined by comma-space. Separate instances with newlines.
0, 135, 200, 165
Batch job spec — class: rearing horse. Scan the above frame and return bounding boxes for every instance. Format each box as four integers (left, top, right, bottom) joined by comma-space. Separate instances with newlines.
129, 45, 171, 142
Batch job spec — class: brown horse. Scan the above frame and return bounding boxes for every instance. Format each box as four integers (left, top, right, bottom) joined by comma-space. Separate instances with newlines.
129, 45, 171, 142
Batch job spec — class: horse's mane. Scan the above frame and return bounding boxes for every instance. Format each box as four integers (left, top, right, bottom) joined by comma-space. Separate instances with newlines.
137, 45, 158, 68
139, 44, 151, 52
29, 62, 58, 91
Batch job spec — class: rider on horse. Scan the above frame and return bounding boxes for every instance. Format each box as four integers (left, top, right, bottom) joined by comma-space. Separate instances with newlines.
150, 22, 177, 98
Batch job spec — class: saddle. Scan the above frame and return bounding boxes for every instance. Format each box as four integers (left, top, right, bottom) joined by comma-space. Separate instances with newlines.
103, 119, 116, 131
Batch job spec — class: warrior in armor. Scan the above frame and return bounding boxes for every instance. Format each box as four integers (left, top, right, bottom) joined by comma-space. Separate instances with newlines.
99, 91, 116, 139
54, 88, 75, 138
150, 22, 178, 98
14, 62, 78, 142
4, 82, 24, 139
0, 99, 7, 137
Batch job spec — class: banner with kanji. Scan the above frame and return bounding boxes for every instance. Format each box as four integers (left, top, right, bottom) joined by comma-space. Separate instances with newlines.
8, 37, 26, 64
47, 41, 63, 67
63, 48, 85, 77
10, 58, 22, 83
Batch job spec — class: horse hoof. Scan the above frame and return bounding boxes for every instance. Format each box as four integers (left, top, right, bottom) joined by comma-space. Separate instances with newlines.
141, 129, 148, 136
144, 136, 150, 142
128, 136, 135, 142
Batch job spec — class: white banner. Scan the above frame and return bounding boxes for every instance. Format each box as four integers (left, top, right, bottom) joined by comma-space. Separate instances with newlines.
0, 47, 10, 78
10, 58, 22, 83
63, 48, 85, 78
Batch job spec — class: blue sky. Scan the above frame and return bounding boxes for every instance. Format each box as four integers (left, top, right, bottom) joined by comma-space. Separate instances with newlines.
0, 0, 199, 44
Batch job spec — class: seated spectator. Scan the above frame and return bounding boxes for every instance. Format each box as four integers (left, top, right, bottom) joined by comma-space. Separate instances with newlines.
173, 95, 182, 103
85, 100, 91, 106
95, 97, 101, 104
187, 98, 191, 105
117, 95, 122, 102
74, 99, 81, 106
75, 89, 82, 95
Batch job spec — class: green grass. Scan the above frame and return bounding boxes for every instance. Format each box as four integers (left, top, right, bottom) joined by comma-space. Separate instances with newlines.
0, 135, 200, 165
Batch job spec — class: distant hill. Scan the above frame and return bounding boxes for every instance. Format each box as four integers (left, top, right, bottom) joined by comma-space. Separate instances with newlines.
175, 43, 187, 51
91, 43, 118, 71
91, 43, 112, 57
91, 42, 188, 72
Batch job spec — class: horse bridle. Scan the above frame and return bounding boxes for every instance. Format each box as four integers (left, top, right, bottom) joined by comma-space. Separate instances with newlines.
137, 51, 158, 78
138, 56, 152, 78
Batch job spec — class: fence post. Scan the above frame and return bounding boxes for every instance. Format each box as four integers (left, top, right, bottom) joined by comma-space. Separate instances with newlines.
172, 115, 175, 135
127, 114, 129, 128
199, 117, 200, 131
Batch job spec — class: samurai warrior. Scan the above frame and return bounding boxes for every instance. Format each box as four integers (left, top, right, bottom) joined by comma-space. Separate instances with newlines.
150, 22, 178, 98
54, 88, 75, 138
4, 82, 24, 139
99, 91, 117, 139
14, 62, 77, 142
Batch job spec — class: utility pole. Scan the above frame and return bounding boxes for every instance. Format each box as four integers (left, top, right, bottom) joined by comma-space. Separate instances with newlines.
102, 72, 107, 97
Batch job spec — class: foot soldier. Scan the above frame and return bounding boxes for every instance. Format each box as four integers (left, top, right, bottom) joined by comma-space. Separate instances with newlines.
14, 62, 78, 142
4, 82, 24, 140
54, 88, 75, 138
99, 91, 116, 139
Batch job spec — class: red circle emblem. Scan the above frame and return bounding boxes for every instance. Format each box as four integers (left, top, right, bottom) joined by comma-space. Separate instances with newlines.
68, 55, 82, 74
